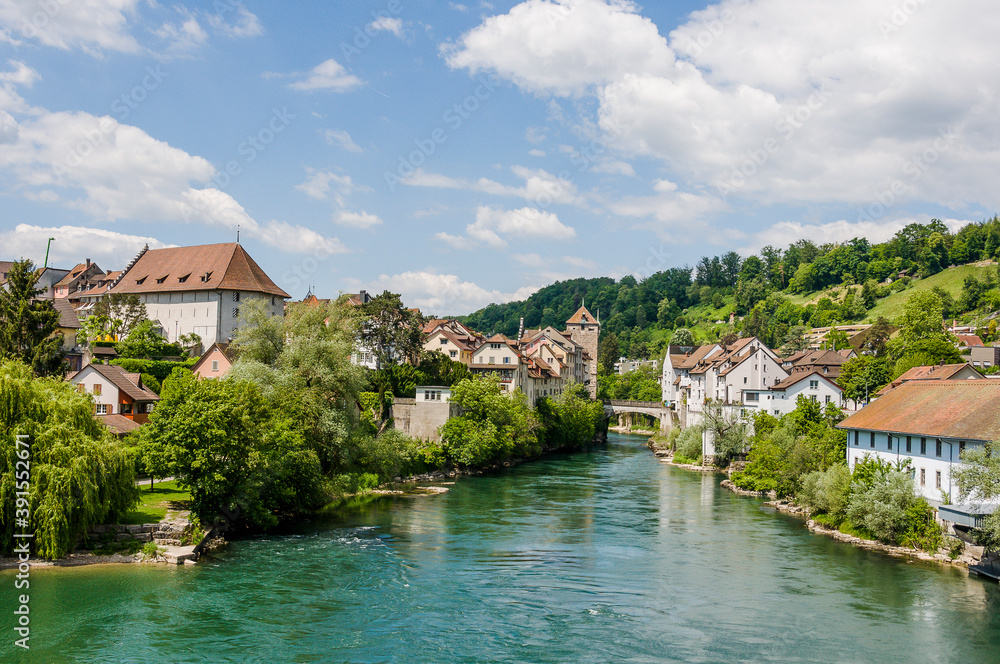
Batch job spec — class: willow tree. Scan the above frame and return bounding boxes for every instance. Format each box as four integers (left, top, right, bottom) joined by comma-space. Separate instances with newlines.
0, 360, 139, 558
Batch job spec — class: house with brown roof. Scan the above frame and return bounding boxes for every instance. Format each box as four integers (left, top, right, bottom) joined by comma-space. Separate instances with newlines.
54, 259, 105, 300
877, 363, 983, 396
744, 369, 844, 417
191, 342, 238, 379
781, 348, 854, 381
68, 363, 159, 424
52, 298, 86, 371
109, 243, 289, 345
840, 379, 1000, 505
564, 305, 600, 397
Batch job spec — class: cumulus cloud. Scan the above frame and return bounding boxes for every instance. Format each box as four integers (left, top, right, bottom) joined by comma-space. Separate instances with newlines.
368, 16, 403, 36
0, 223, 172, 267
443, 0, 672, 96
447, 0, 1000, 222
334, 210, 383, 229
207, 4, 263, 38
607, 179, 728, 240
287, 59, 362, 92
0, 0, 142, 54
351, 270, 539, 315
438, 205, 576, 249
255, 220, 349, 256
153, 9, 209, 57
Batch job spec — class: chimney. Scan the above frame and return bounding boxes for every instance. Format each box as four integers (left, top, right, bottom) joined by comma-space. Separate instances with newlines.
518, 317, 524, 340
86, 258, 90, 267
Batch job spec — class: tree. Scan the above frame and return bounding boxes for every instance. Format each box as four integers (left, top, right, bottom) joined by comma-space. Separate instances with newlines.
953, 442, 1000, 547
703, 401, 749, 468
0, 360, 139, 558
824, 327, 850, 351
137, 370, 325, 529
598, 332, 619, 375
359, 291, 426, 369
230, 298, 367, 471
779, 326, 809, 355
0, 259, 64, 376
669, 328, 694, 346
896, 291, 945, 345
115, 320, 175, 358
440, 375, 541, 466
91, 293, 147, 340
859, 316, 893, 357
838, 356, 891, 403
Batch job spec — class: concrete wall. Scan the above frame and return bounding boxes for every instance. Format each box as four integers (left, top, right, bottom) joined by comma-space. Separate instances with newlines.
392, 398, 459, 442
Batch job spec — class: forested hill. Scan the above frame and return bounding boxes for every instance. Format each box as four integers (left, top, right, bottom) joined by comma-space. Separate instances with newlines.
460, 216, 1000, 363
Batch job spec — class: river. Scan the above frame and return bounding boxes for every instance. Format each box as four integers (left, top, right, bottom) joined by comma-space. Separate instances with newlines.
4, 432, 1000, 663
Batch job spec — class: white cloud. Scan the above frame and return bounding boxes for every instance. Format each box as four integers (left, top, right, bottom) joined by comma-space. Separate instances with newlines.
287, 59, 362, 92
448, 0, 1000, 222
1, 224, 173, 267
0, 0, 141, 54
322, 128, 363, 153
404, 166, 584, 207
443, 0, 672, 97
528, 148, 545, 157
590, 160, 634, 176
607, 180, 728, 241
207, 4, 263, 38
153, 9, 209, 57
334, 210, 383, 229
368, 16, 403, 37
256, 220, 349, 256
295, 169, 369, 205
352, 270, 539, 315
457, 205, 576, 248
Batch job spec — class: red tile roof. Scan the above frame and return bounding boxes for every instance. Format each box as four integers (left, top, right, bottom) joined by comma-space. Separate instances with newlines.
770, 369, 840, 392
96, 414, 141, 435
77, 363, 160, 402
877, 363, 982, 395
839, 379, 1000, 441
958, 334, 984, 347
110, 243, 289, 298
566, 306, 597, 325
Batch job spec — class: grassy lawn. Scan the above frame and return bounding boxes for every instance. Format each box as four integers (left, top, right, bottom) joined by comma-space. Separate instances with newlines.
865, 262, 997, 322
120, 480, 192, 525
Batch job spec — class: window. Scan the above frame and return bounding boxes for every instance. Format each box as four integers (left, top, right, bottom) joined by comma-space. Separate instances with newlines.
774, 410, 780, 415
936, 471, 942, 490
212, 360, 219, 372
920, 468, 926, 486
825, 395, 831, 404
450, 350, 457, 358
745, 393, 758, 402
488, 356, 495, 364
272, 296, 276, 306
92, 384, 102, 396
490, 343, 501, 349
936, 440, 942, 457
440, 338, 448, 345
178, 273, 190, 283
854, 430, 859, 446
145, 403, 155, 413
155, 276, 166, 284
76, 383, 85, 393
743, 377, 748, 384
95, 404, 109, 415
120, 402, 133, 414
920, 438, 926, 455
870, 432, 875, 448
888, 436, 893, 451
503, 357, 510, 364
959, 441, 966, 455
233, 292, 240, 302
906, 436, 912, 453
809, 380, 819, 389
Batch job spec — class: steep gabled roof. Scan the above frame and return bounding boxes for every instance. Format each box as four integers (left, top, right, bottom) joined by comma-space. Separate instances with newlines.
770, 369, 841, 392
877, 363, 982, 395
958, 334, 984, 347
110, 243, 289, 298
76, 363, 160, 402
52, 298, 82, 329
566, 305, 597, 325
838, 379, 1000, 441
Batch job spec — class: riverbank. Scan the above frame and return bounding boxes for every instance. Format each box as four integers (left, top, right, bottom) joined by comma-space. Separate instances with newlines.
646, 437, 720, 473
648, 435, 986, 572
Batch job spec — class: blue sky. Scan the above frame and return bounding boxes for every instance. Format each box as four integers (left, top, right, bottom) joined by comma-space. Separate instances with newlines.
1, 0, 997, 314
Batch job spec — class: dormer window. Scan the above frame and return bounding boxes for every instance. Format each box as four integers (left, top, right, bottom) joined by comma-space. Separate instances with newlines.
200, 272, 213, 283
156, 275, 168, 284
178, 273, 190, 283
136, 276, 147, 285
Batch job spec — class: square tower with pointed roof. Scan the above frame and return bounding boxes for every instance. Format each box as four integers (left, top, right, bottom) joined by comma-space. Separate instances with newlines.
564, 305, 600, 398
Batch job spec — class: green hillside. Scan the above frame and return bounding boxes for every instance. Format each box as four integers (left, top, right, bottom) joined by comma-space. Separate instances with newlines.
865, 262, 997, 322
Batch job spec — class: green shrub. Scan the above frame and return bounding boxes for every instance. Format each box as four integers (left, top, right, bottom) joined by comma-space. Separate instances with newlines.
142, 541, 162, 558
797, 464, 851, 518
846, 470, 922, 545
674, 425, 703, 463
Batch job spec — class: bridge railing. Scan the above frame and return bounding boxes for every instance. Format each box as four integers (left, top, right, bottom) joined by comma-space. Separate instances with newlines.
603, 400, 665, 409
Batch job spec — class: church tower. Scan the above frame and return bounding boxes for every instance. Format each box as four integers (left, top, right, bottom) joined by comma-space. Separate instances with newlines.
565, 305, 600, 399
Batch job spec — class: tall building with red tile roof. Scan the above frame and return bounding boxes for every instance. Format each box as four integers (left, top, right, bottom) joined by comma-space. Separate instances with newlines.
564, 305, 599, 398
109, 243, 289, 344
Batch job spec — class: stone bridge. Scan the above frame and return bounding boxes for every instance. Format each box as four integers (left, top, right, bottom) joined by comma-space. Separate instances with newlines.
603, 400, 675, 432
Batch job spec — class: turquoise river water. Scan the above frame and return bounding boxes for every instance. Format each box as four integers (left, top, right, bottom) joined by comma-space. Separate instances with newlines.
4, 432, 1000, 663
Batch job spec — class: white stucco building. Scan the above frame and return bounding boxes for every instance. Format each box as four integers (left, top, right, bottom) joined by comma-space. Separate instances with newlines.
109, 243, 288, 344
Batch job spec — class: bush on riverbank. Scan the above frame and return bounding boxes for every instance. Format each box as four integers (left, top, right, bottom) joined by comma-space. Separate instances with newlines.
673, 424, 704, 465
798, 456, 942, 551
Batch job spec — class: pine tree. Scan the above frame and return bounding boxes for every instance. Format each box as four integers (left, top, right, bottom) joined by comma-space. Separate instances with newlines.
0, 259, 64, 376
